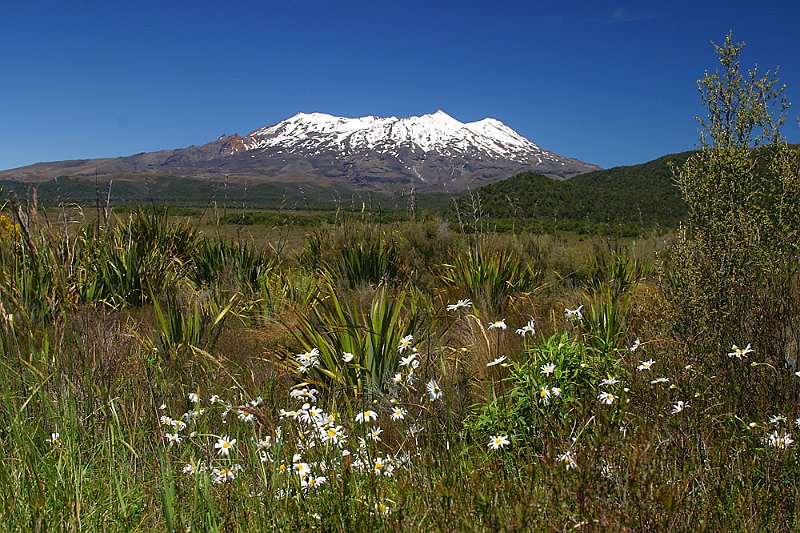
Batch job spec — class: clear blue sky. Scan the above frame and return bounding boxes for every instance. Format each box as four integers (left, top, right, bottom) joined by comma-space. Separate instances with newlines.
1, 0, 798, 170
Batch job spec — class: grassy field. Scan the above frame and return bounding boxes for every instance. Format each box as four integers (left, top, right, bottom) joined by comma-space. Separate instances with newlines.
0, 198, 798, 532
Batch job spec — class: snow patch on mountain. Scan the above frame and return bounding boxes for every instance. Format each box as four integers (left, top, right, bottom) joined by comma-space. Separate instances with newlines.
240, 110, 557, 164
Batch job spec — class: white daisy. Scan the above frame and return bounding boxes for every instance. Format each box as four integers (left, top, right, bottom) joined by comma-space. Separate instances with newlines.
637, 359, 655, 371
597, 392, 616, 405
397, 335, 414, 353
557, 451, 577, 469
214, 436, 236, 457
486, 356, 507, 367
515, 319, 536, 337
487, 319, 507, 330
427, 379, 443, 401
540, 362, 556, 376
487, 435, 510, 450
355, 410, 378, 423
728, 343, 754, 359
564, 305, 583, 321
390, 407, 407, 420
446, 299, 472, 311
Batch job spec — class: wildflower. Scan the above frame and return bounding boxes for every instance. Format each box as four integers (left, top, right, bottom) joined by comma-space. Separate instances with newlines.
399, 353, 417, 367
296, 348, 320, 372
321, 425, 346, 446
165, 433, 183, 446
159, 415, 174, 427
301, 474, 327, 491
488, 319, 507, 330
728, 343, 754, 359
597, 392, 616, 405
342, 352, 355, 362
369, 427, 383, 442
209, 394, 221, 404
795, 371, 800, 378
289, 388, 318, 402
373, 456, 388, 475
211, 465, 240, 483
238, 410, 255, 423
551, 387, 562, 397
397, 335, 414, 353
47, 432, 62, 446
516, 319, 536, 337
540, 362, 556, 376
372, 501, 392, 515
486, 356, 507, 367
488, 435, 510, 450
766, 431, 795, 450
539, 387, 551, 405
650, 377, 670, 385
564, 305, 583, 321
600, 377, 620, 386
188, 392, 200, 403
390, 407, 407, 420
292, 462, 311, 477
355, 410, 378, 423
182, 463, 197, 475
671, 400, 687, 414
557, 451, 577, 470
769, 414, 787, 425
214, 436, 236, 457
256, 436, 272, 450
427, 379, 443, 401
630, 338, 641, 352
392, 373, 403, 384
637, 359, 655, 371
446, 299, 472, 311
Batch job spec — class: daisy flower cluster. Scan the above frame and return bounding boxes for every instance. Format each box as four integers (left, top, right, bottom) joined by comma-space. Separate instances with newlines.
158, 333, 450, 506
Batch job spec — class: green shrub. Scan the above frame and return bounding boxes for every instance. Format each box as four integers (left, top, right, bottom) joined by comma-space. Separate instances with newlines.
668, 34, 800, 371
466, 333, 621, 447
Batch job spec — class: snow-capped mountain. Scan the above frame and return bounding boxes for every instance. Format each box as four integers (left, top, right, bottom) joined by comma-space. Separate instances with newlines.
0, 111, 600, 191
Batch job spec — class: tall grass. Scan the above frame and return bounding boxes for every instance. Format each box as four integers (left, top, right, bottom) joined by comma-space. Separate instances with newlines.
0, 200, 799, 530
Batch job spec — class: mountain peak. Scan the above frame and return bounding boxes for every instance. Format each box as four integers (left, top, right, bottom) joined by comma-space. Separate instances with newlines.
0, 111, 600, 192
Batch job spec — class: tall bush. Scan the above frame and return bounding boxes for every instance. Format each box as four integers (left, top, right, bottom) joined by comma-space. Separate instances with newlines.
668, 33, 800, 368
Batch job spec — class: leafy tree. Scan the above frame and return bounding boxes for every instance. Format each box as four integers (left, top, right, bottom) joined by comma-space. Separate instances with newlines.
668, 33, 800, 368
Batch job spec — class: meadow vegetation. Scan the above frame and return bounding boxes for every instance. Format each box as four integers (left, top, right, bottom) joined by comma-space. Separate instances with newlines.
0, 34, 799, 531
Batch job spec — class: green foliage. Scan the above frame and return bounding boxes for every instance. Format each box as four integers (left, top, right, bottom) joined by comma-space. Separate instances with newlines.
466, 333, 618, 446
91, 211, 198, 306
439, 242, 540, 314
280, 283, 419, 398
191, 238, 276, 294
321, 237, 401, 289
580, 251, 648, 354
449, 153, 690, 233
668, 33, 800, 368
149, 290, 240, 359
